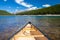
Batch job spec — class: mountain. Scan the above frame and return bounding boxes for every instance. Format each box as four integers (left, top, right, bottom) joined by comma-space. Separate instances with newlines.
16, 4, 60, 15
0, 10, 12, 15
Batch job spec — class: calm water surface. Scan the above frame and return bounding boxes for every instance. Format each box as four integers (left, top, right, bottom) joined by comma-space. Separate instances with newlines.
0, 16, 60, 32
0, 16, 60, 40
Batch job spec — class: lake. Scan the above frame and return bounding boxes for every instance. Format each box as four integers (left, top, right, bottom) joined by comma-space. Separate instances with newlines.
0, 16, 60, 40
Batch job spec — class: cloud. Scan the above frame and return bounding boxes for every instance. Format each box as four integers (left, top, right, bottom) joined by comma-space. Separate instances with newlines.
26, 7, 38, 10
4, 0, 7, 2
15, 0, 33, 8
42, 4, 51, 7
16, 7, 38, 13
15, 0, 38, 13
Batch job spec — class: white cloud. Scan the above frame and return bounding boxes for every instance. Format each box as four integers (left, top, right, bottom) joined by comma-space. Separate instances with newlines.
15, 0, 33, 8
42, 4, 51, 7
26, 7, 38, 10
16, 7, 38, 13
15, 0, 38, 13
14, 9, 19, 14
4, 0, 7, 2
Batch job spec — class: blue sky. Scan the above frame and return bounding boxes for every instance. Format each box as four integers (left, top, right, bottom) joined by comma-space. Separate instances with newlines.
0, 0, 60, 13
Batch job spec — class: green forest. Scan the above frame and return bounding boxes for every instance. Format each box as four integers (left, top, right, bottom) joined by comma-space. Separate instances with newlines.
0, 10, 12, 15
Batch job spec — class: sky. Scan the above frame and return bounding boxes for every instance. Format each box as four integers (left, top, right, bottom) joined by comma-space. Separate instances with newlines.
0, 0, 60, 13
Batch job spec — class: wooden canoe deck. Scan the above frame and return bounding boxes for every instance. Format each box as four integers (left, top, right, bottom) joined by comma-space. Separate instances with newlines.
10, 22, 49, 40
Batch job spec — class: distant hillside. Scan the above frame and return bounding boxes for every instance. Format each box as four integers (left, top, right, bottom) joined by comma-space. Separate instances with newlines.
16, 4, 60, 15
0, 10, 11, 15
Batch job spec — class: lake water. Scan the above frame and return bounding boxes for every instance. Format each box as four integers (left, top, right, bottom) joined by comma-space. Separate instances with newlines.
0, 16, 60, 40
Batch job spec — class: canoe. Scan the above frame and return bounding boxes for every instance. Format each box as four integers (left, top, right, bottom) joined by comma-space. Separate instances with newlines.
10, 22, 49, 40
